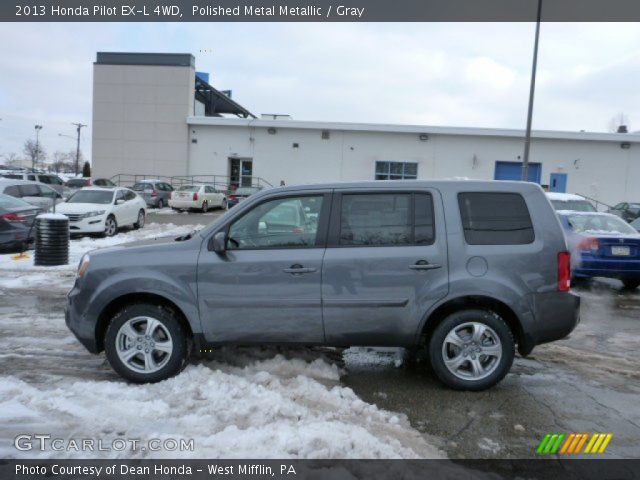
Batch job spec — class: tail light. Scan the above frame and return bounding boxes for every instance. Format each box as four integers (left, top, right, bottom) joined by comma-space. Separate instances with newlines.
193, 192, 199, 201
151, 190, 158, 197
229, 195, 237, 202
1, 212, 25, 222
558, 251, 571, 292
578, 237, 599, 252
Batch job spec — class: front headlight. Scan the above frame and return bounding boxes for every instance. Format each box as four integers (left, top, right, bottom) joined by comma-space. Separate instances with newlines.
82, 210, 106, 219
77, 254, 90, 278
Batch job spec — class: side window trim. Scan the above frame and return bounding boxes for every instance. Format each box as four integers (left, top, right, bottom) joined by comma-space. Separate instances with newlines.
326, 190, 436, 248
215, 191, 333, 251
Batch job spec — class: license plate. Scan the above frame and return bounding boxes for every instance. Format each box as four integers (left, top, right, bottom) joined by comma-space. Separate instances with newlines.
611, 246, 630, 256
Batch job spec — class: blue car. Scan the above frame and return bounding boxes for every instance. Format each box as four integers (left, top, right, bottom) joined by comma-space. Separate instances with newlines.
558, 211, 640, 289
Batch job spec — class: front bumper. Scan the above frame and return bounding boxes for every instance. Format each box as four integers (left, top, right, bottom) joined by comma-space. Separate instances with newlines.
65, 284, 100, 353
67, 216, 107, 233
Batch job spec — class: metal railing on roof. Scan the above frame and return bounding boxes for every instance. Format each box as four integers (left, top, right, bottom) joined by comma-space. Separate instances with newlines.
109, 174, 272, 192
575, 193, 612, 212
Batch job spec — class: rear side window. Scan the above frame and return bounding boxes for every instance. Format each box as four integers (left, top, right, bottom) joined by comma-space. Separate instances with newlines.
339, 193, 435, 246
4, 185, 21, 197
458, 192, 534, 245
19, 184, 40, 197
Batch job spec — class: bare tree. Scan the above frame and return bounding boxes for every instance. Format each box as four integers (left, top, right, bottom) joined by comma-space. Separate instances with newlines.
608, 113, 630, 133
51, 151, 70, 173
23, 139, 47, 170
1, 152, 21, 167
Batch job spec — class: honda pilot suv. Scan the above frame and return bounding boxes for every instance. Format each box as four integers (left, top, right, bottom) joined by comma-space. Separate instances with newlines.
66, 181, 580, 390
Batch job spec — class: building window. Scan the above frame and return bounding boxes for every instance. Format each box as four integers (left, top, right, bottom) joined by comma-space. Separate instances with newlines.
375, 161, 418, 180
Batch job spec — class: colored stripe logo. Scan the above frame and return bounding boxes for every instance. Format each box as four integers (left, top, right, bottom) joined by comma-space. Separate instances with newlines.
536, 433, 612, 454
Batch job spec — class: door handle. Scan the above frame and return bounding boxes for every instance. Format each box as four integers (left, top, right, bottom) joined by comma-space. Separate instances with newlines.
283, 264, 317, 274
409, 260, 441, 271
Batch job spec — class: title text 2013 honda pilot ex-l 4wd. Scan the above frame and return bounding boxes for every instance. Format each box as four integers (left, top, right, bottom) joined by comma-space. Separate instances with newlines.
66, 180, 580, 390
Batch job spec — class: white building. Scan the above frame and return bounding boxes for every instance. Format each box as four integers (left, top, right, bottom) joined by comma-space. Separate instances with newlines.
92, 52, 640, 206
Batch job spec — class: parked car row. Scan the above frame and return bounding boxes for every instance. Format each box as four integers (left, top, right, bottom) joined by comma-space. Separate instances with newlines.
545, 191, 640, 289
0, 193, 41, 252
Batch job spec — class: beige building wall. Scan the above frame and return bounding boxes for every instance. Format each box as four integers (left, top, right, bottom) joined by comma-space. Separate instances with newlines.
92, 63, 194, 180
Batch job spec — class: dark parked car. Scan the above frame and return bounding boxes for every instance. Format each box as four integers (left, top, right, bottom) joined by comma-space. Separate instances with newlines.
227, 186, 263, 208
558, 211, 640, 289
132, 180, 174, 208
66, 181, 579, 391
608, 202, 640, 222
66, 177, 117, 196
0, 193, 40, 252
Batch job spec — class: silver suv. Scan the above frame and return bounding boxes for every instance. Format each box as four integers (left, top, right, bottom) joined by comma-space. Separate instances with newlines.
66, 181, 580, 390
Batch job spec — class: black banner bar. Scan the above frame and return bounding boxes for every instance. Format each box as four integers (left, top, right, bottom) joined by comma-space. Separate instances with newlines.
2, 459, 640, 480
4, 0, 640, 22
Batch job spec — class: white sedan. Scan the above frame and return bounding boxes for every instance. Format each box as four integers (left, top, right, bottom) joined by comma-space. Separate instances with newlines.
56, 187, 147, 236
169, 184, 227, 212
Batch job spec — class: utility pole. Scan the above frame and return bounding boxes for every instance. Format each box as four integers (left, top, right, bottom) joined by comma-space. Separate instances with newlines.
522, 0, 542, 182
34, 125, 43, 171
72, 122, 87, 176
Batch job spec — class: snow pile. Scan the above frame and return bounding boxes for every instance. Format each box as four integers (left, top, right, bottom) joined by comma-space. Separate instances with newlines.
0, 347, 443, 459
0, 222, 203, 290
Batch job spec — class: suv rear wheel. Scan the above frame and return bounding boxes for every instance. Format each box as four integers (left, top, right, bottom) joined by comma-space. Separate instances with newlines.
429, 309, 514, 391
104, 303, 189, 383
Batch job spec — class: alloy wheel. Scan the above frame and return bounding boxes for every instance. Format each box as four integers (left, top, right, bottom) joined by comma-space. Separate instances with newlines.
115, 316, 173, 373
441, 322, 502, 381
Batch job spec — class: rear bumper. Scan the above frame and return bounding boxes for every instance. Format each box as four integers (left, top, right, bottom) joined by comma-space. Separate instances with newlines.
169, 199, 199, 209
574, 258, 640, 280
530, 291, 580, 349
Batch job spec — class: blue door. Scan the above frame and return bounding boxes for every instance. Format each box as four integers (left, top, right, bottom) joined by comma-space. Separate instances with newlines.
550, 173, 568, 193
494, 161, 542, 183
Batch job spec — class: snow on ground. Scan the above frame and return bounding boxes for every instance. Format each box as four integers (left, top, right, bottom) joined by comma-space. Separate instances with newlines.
0, 349, 443, 459
0, 222, 203, 290
0, 222, 444, 459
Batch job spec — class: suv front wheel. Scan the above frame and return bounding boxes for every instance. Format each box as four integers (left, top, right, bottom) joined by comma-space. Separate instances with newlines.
104, 303, 189, 383
429, 309, 515, 391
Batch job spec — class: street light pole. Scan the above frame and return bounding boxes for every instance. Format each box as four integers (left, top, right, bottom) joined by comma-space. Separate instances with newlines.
72, 123, 87, 176
522, 0, 542, 182
34, 125, 43, 171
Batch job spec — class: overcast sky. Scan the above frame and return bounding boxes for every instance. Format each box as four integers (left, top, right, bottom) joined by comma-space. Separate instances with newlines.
1, 22, 639, 161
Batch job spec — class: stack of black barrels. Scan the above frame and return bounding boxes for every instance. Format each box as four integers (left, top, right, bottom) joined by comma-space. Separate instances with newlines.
34, 214, 69, 266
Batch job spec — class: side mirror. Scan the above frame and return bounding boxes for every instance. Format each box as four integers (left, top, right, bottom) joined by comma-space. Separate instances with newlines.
212, 231, 227, 254
115, 199, 125, 205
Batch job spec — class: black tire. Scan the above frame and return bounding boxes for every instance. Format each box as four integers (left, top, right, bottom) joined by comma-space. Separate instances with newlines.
201, 201, 208, 213
104, 303, 190, 383
428, 309, 515, 391
133, 209, 145, 229
157, 199, 164, 209
103, 215, 118, 237
622, 280, 640, 290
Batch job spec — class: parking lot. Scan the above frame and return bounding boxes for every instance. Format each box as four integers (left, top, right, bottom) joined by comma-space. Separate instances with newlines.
0, 210, 639, 459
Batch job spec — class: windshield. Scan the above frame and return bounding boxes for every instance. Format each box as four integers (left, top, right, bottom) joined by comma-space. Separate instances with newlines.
235, 187, 259, 195
132, 183, 153, 191
67, 179, 89, 188
67, 190, 114, 204
177, 185, 199, 192
565, 213, 637, 235
0, 193, 31, 209
551, 199, 596, 212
